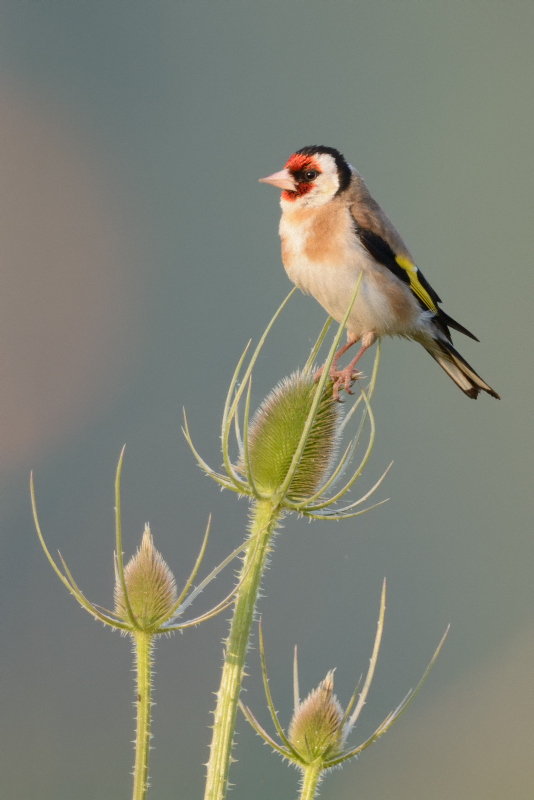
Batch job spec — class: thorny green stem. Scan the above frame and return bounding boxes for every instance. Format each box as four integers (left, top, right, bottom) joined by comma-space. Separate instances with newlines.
299, 763, 322, 800
132, 631, 153, 800
204, 499, 280, 800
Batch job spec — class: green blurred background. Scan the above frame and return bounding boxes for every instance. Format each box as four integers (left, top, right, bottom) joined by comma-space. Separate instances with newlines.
1, 2, 532, 798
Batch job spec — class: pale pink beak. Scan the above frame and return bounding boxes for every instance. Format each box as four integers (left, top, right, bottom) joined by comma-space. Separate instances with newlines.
258, 168, 296, 192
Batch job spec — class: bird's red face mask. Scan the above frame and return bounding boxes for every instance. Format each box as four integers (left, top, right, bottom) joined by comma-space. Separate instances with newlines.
259, 153, 321, 201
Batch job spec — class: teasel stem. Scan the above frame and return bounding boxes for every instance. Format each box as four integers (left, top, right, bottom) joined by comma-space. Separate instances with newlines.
299, 764, 322, 800
132, 631, 153, 800
204, 499, 280, 800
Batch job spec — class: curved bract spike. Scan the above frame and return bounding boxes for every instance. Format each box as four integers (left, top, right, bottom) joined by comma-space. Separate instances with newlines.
114, 448, 141, 631
238, 701, 291, 759
324, 398, 370, 495
164, 599, 236, 631
337, 342, 379, 467
221, 288, 299, 487
169, 533, 255, 619
31, 474, 130, 631
166, 534, 261, 630
309, 385, 375, 511
303, 315, 333, 373
31, 475, 78, 593
153, 516, 212, 629
233, 402, 244, 460
59, 551, 130, 630
242, 377, 263, 499
345, 580, 386, 733
367, 339, 381, 399
182, 411, 242, 492
338, 675, 363, 734
338, 391, 365, 435
222, 426, 252, 492
221, 339, 252, 439
92, 602, 132, 627
303, 498, 388, 521
325, 624, 450, 768
221, 339, 252, 493
257, 621, 302, 760
333, 413, 365, 482
293, 645, 300, 713
307, 462, 393, 517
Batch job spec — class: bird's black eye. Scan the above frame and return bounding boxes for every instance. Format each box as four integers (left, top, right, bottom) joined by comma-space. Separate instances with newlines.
304, 170, 318, 182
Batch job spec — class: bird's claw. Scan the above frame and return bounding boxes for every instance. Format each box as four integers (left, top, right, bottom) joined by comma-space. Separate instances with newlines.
314, 365, 362, 402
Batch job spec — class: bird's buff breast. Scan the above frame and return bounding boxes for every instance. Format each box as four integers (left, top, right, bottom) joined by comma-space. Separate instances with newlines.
279, 204, 418, 339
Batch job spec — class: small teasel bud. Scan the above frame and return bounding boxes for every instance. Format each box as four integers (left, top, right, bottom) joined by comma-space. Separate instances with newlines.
114, 525, 177, 631
288, 670, 345, 762
246, 371, 341, 501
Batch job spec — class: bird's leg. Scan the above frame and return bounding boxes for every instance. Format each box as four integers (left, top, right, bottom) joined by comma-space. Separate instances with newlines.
313, 340, 355, 387
315, 332, 376, 402
338, 332, 377, 397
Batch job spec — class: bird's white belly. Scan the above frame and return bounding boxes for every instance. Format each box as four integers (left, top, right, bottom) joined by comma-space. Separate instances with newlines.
283, 244, 413, 341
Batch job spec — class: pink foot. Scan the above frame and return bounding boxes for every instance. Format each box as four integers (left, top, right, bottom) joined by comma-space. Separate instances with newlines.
314, 364, 362, 402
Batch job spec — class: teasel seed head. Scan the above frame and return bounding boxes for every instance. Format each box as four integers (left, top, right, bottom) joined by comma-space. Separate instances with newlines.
288, 670, 345, 761
114, 525, 177, 632
245, 371, 341, 501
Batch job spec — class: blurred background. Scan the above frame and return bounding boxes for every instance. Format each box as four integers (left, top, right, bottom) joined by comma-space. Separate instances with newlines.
1, 2, 532, 798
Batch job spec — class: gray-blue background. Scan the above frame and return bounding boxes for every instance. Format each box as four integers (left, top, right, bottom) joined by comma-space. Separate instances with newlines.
1, 3, 532, 798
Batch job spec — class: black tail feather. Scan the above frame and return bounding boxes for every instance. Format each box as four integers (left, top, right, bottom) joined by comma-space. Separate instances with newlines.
438, 310, 479, 342
422, 337, 500, 399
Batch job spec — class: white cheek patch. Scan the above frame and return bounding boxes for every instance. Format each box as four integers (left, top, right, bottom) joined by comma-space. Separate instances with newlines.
313, 153, 340, 184
297, 153, 341, 208
313, 152, 340, 196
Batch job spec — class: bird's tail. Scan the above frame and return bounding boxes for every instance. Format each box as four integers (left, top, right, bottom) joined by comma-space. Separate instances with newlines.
421, 337, 500, 399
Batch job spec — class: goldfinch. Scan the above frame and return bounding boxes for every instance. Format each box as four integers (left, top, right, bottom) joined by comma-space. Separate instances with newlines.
260, 145, 499, 401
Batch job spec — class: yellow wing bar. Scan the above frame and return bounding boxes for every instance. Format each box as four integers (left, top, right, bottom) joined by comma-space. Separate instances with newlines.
395, 255, 437, 313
